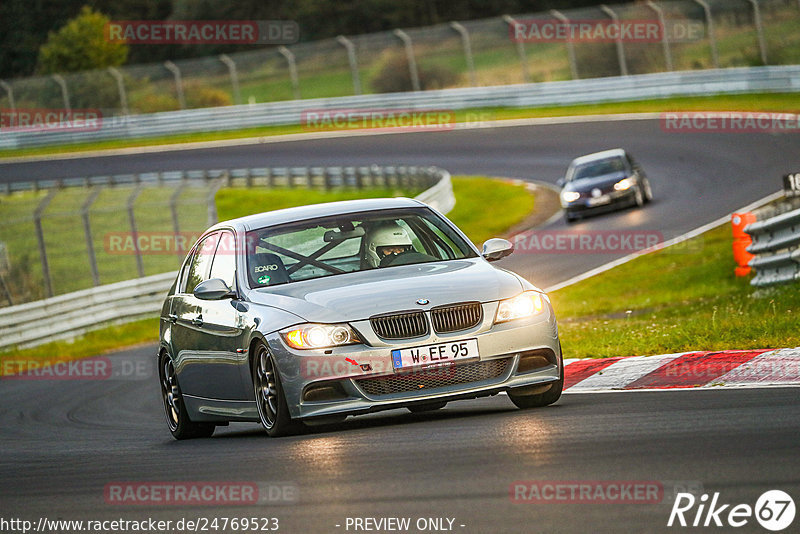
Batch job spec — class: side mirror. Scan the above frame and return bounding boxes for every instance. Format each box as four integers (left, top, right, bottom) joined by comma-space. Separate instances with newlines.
482, 238, 514, 262
555, 177, 566, 188
194, 278, 235, 300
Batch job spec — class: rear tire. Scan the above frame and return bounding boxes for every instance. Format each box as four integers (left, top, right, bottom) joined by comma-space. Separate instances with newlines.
407, 401, 447, 413
253, 342, 303, 437
159, 353, 215, 440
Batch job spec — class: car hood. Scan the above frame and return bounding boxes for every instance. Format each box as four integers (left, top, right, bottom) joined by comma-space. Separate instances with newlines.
565, 171, 629, 192
246, 259, 524, 323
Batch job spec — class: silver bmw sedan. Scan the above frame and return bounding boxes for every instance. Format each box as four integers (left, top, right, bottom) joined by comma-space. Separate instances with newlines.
158, 197, 562, 439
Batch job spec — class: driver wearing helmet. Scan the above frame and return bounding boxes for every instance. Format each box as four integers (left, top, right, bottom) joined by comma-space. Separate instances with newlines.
365, 223, 416, 268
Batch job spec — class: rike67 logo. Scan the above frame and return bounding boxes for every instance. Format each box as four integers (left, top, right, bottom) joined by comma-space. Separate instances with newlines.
668, 490, 795, 531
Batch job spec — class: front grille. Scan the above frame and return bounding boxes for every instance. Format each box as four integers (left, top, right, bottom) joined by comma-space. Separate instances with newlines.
354, 358, 511, 396
431, 302, 482, 333
370, 311, 428, 339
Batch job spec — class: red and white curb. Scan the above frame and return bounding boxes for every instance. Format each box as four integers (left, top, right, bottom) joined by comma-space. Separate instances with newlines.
563, 348, 800, 392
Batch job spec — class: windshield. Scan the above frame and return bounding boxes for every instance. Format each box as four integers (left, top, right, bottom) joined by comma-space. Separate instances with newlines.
245, 207, 477, 288
567, 156, 628, 181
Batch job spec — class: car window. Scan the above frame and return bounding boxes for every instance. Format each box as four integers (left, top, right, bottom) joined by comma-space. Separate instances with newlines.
209, 231, 236, 290
568, 156, 628, 181
184, 233, 218, 294
245, 208, 476, 288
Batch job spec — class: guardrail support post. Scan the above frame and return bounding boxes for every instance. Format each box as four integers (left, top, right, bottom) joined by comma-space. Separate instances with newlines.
278, 46, 301, 100
34, 190, 57, 298
646, 1, 673, 72
450, 22, 477, 87
219, 54, 242, 105
501, 16, 530, 83
127, 186, 145, 278
81, 187, 102, 286
51, 74, 71, 114
747, 0, 768, 65
692, 0, 719, 69
0, 80, 15, 111
549, 10, 579, 80
600, 5, 628, 76
107, 67, 129, 115
164, 61, 186, 110
336, 35, 362, 95
393, 29, 421, 92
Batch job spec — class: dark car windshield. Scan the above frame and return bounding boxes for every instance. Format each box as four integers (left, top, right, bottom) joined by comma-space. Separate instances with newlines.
245, 207, 477, 288
567, 156, 628, 181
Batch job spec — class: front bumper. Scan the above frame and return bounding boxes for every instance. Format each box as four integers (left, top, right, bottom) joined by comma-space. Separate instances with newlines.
563, 188, 637, 216
267, 300, 561, 420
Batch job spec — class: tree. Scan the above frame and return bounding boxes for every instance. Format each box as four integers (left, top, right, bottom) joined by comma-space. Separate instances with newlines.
37, 6, 128, 75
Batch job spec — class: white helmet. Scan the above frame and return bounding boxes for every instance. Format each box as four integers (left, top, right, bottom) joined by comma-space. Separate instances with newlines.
365, 223, 413, 267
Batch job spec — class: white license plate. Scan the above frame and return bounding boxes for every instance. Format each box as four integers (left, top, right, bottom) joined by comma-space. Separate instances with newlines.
392, 339, 479, 370
587, 195, 611, 206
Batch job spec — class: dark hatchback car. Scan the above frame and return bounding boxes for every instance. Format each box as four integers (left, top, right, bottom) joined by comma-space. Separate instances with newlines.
558, 148, 653, 223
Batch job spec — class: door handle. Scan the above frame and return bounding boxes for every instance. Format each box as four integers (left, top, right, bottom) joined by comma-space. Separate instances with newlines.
168, 314, 177, 324
191, 316, 203, 326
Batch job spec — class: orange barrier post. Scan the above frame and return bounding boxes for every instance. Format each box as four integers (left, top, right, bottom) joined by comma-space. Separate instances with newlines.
731, 212, 756, 277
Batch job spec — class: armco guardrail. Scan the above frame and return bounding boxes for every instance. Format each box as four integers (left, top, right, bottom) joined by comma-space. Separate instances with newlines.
0, 165, 453, 349
745, 197, 800, 287
1, 66, 799, 149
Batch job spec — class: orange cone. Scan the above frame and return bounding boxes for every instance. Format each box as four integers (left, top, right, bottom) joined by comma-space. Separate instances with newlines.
731, 212, 756, 276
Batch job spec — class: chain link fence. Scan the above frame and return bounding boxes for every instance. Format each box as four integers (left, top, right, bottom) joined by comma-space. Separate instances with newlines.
0, 165, 439, 307
1, 0, 797, 117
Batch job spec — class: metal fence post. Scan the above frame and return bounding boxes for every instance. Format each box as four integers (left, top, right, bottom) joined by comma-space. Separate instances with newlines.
501, 16, 530, 83
81, 187, 102, 286
693, 0, 719, 69
33, 190, 57, 298
600, 5, 628, 76
164, 61, 186, 110
207, 177, 225, 226
170, 180, 187, 264
278, 46, 301, 100
0, 80, 15, 111
51, 74, 71, 113
393, 29, 421, 92
127, 185, 144, 278
550, 10, 579, 80
646, 1, 673, 72
107, 67, 129, 115
747, 0, 768, 65
450, 22, 477, 87
336, 36, 362, 95
219, 54, 242, 105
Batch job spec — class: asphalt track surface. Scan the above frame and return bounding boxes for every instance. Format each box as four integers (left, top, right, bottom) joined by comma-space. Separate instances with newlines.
1, 119, 799, 533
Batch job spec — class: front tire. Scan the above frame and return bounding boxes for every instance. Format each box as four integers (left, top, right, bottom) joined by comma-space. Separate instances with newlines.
508, 350, 564, 409
160, 353, 215, 440
253, 342, 303, 437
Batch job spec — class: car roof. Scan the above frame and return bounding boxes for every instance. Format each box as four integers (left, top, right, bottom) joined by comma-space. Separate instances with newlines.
208, 197, 427, 232
569, 148, 627, 167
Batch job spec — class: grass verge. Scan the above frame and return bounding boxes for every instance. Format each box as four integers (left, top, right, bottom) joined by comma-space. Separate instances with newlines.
2, 92, 797, 160
0, 176, 534, 370
551, 225, 800, 359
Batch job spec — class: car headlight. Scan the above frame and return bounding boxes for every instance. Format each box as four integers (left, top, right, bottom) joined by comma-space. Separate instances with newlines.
495, 291, 545, 323
613, 177, 634, 191
281, 324, 361, 350
561, 191, 581, 203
